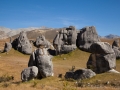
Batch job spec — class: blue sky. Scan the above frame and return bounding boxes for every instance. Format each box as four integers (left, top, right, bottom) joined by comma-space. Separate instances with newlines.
0, 0, 120, 36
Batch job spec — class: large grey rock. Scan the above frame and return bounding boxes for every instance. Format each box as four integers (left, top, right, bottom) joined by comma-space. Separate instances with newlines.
53, 26, 77, 55
112, 39, 119, 48
12, 31, 32, 54
112, 47, 120, 59
90, 42, 114, 54
76, 26, 100, 52
73, 69, 96, 80
112, 39, 120, 59
87, 53, 116, 73
61, 44, 77, 53
21, 66, 38, 82
3, 42, 12, 52
28, 48, 54, 78
65, 69, 96, 80
34, 35, 54, 49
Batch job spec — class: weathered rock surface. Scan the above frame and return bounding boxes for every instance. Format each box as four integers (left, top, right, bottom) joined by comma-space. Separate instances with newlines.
34, 35, 54, 49
12, 31, 32, 54
53, 26, 77, 55
65, 69, 96, 80
112, 39, 120, 59
28, 48, 53, 78
87, 53, 116, 73
90, 42, 114, 54
3, 42, 12, 52
112, 39, 119, 48
87, 41, 116, 74
76, 26, 100, 52
21, 66, 38, 81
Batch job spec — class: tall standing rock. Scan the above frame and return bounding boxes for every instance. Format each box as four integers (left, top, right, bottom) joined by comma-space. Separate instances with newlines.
34, 35, 54, 49
76, 26, 100, 52
28, 47, 54, 78
87, 42, 116, 73
12, 31, 32, 54
112, 39, 120, 59
3, 42, 12, 52
53, 26, 77, 55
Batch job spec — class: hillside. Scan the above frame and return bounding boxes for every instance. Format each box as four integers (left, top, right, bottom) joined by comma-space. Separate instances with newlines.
0, 38, 120, 90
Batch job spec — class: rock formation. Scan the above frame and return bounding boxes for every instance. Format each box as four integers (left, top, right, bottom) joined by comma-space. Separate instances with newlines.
65, 69, 96, 80
12, 31, 32, 54
34, 35, 54, 49
28, 47, 53, 78
87, 42, 116, 73
21, 66, 38, 81
76, 26, 100, 52
3, 42, 12, 52
112, 39, 120, 59
53, 26, 77, 55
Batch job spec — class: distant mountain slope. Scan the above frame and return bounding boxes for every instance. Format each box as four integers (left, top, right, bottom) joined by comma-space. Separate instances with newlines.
104, 34, 120, 39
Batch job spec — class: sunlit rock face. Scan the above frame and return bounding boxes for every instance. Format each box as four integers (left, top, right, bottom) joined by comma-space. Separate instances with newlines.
76, 26, 100, 52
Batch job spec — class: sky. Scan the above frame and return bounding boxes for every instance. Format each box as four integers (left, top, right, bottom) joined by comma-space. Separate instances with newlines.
0, 0, 120, 36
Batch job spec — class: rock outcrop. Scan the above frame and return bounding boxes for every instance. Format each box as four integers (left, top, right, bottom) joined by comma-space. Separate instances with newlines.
12, 31, 32, 54
21, 66, 38, 81
3, 42, 12, 52
53, 26, 77, 55
34, 35, 54, 49
112, 39, 120, 59
28, 47, 53, 78
76, 26, 100, 52
87, 42, 116, 73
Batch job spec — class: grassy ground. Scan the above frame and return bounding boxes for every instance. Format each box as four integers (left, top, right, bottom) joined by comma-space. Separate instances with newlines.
0, 39, 120, 90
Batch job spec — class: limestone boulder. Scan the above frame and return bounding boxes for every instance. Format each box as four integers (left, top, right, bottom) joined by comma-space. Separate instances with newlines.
90, 42, 114, 54
76, 26, 100, 52
21, 66, 38, 82
112, 39, 120, 59
73, 69, 96, 80
12, 31, 32, 54
3, 42, 12, 52
28, 48, 54, 78
87, 53, 116, 73
64, 69, 96, 80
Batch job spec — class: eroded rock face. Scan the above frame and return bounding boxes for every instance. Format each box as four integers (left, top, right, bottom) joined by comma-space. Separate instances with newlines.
28, 48, 53, 78
90, 42, 114, 54
65, 69, 96, 80
112, 39, 119, 48
87, 42, 116, 73
3, 42, 12, 52
76, 26, 100, 52
112, 39, 120, 59
21, 66, 38, 82
12, 31, 32, 54
34, 35, 54, 49
53, 26, 77, 55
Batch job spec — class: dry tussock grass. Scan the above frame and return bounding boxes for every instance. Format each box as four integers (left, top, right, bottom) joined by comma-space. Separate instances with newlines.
0, 38, 120, 90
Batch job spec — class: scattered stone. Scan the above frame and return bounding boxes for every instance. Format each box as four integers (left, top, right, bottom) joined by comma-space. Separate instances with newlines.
21, 66, 38, 82
73, 69, 96, 80
65, 68, 96, 80
107, 69, 120, 74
